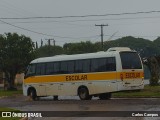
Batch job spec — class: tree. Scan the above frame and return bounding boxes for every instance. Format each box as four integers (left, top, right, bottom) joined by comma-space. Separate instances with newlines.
103, 36, 160, 57
35, 45, 64, 58
153, 37, 160, 44
144, 56, 160, 86
63, 41, 99, 54
0, 33, 35, 89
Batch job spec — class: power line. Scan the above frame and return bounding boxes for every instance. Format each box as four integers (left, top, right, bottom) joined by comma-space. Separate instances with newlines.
0, 19, 84, 39
0, 16, 159, 25
1, 18, 159, 43
1, 15, 160, 25
0, 19, 55, 37
1, 10, 160, 20
67, 15, 160, 22
0, 19, 99, 40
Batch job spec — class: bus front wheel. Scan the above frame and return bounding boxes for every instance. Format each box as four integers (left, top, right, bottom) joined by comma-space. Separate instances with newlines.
29, 89, 37, 101
78, 87, 91, 100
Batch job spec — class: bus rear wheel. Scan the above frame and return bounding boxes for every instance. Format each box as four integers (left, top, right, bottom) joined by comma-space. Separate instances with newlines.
78, 87, 91, 100
99, 93, 111, 100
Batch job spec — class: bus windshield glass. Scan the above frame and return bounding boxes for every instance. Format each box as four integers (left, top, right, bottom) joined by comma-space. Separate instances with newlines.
120, 52, 142, 69
25, 64, 36, 77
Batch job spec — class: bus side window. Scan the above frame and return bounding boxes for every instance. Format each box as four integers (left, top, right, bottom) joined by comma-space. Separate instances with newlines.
67, 61, 74, 73
106, 57, 116, 71
91, 57, 116, 72
53, 62, 60, 74
46, 62, 54, 75
91, 58, 106, 72
75, 60, 83, 73
82, 59, 90, 73
60, 61, 68, 74
36, 63, 46, 75
91, 59, 99, 72
98, 58, 107, 72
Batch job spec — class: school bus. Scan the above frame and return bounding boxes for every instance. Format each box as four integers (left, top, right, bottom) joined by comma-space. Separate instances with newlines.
23, 47, 144, 100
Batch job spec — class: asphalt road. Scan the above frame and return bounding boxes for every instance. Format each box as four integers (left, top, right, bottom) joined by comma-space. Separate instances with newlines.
0, 95, 160, 120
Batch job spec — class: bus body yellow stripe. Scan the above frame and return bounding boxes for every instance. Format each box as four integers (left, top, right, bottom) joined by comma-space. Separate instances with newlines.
24, 71, 144, 84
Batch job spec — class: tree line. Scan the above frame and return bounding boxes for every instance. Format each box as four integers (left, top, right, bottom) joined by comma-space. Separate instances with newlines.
36, 36, 160, 58
0, 33, 160, 89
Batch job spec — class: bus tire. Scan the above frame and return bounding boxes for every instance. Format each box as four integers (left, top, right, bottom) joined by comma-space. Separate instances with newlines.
29, 89, 37, 101
78, 87, 90, 100
88, 95, 92, 100
53, 96, 58, 101
99, 93, 111, 100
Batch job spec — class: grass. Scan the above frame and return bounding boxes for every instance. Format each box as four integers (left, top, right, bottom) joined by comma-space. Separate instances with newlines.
113, 85, 160, 98
0, 108, 21, 120
0, 107, 19, 111
0, 90, 22, 97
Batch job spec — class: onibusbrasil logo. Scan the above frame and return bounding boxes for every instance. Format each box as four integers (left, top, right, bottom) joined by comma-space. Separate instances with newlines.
1, 112, 42, 118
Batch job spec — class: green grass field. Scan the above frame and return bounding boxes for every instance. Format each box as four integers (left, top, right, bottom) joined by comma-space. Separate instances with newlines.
113, 85, 160, 98
0, 90, 22, 97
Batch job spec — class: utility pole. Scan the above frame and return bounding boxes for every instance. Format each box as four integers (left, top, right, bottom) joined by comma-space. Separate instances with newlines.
45, 38, 55, 56
53, 39, 55, 47
95, 24, 108, 49
41, 39, 43, 47
45, 39, 55, 46
36, 41, 38, 49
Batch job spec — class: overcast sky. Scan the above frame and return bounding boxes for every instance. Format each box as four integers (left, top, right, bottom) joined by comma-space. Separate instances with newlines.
1, 0, 160, 46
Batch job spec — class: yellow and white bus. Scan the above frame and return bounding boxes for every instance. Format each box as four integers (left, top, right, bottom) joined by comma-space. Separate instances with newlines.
23, 47, 144, 100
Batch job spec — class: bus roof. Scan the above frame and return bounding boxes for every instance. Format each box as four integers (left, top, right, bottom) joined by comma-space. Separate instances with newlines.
107, 47, 131, 52
31, 47, 133, 64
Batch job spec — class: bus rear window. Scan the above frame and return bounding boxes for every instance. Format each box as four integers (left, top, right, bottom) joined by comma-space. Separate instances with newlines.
120, 52, 142, 69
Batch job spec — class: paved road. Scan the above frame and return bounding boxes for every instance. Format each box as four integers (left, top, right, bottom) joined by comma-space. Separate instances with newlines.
0, 95, 160, 120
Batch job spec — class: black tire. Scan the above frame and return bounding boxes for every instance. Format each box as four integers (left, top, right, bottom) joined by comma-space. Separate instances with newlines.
88, 95, 93, 100
78, 87, 91, 100
29, 89, 37, 101
53, 96, 58, 101
99, 93, 111, 100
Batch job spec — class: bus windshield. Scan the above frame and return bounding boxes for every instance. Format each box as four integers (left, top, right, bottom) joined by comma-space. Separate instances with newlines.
25, 64, 36, 77
120, 52, 142, 69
